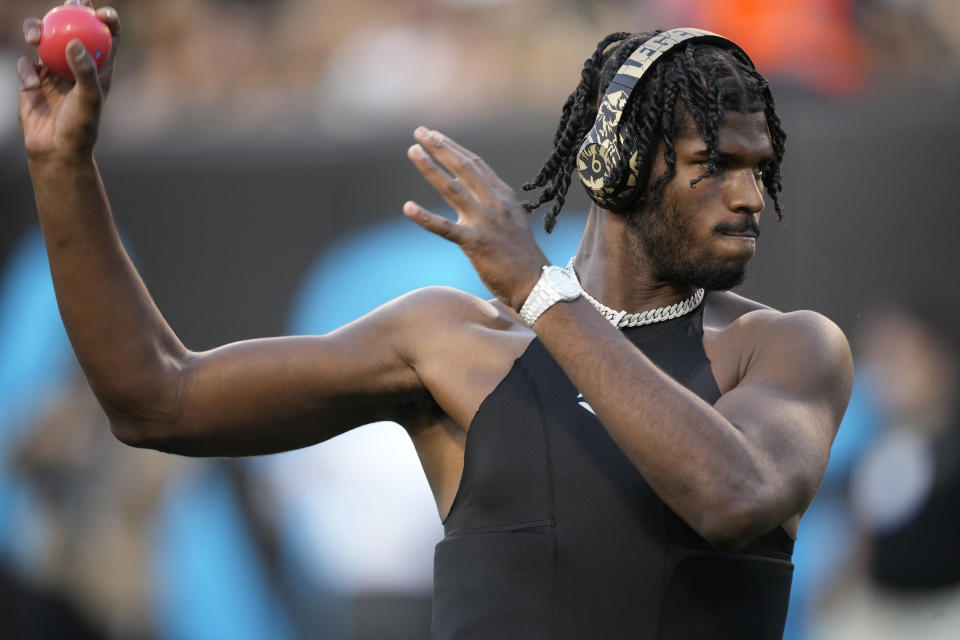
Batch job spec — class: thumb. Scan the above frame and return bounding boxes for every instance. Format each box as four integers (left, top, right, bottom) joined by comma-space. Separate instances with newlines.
65, 39, 102, 102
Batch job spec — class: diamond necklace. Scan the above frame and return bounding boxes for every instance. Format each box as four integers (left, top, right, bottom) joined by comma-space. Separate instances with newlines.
564, 258, 705, 329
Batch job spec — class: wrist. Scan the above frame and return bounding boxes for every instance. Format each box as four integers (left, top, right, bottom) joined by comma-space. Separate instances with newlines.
511, 266, 547, 312
518, 265, 582, 327
28, 150, 96, 175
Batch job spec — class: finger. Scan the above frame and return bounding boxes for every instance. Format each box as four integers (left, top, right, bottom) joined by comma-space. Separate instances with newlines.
407, 143, 479, 211
83, 8, 121, 96
403, 201, 466, 245
17, 57, 41, 90
96, 6, 121, 74
66, 40, 103, 102
23, 18, 41, 45
97, 7, 122, 35
413, 127, 506, 195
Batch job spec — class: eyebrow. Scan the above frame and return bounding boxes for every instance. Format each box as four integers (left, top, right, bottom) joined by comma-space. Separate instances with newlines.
692, 149, 775, 164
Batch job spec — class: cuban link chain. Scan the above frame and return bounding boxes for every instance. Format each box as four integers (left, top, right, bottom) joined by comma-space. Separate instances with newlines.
564, 258, 705, 329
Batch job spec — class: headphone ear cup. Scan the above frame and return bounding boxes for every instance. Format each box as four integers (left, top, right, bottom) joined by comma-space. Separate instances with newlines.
577, 142, 616, 207
622, 148, 651, 209
577, 141, 649, 211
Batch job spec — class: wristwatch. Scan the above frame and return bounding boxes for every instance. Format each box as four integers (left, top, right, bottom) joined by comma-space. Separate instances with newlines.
519, 265, 582, 327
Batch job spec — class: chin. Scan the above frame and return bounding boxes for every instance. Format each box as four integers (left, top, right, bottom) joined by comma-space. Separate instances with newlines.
697, 268, 747, 291
657, 256, 748, 292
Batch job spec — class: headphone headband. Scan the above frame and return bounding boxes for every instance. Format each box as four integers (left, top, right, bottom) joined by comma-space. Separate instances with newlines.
577, 28, 751, 209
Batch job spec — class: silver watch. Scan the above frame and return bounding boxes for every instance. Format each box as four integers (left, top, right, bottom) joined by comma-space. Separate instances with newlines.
519, 265, 582, 327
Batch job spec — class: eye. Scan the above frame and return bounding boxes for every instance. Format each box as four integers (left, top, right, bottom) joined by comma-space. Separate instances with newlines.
696, 160, 726, 172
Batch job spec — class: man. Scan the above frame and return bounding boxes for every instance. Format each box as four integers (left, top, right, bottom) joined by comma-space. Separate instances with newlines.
18, 3, 852, 638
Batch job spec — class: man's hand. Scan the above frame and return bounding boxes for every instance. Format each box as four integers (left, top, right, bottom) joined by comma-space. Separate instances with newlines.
404, 127, 549, 312
17, 1, 121, 162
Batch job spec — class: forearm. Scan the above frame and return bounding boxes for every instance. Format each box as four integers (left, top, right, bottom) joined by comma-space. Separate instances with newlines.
29, 154, 186, 422
534, 299, 780, 546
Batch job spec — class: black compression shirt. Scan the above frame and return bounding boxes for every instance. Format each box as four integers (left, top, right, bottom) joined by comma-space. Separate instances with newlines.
432, 305, 795, 639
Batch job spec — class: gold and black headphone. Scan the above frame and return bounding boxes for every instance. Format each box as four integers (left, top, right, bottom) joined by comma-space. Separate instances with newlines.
576, 28, 753, 209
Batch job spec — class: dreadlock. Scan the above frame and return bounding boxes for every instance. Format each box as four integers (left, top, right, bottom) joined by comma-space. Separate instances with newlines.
523, 31, 787, 233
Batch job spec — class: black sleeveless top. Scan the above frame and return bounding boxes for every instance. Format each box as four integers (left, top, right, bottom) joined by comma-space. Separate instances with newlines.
432, 306, 794, 639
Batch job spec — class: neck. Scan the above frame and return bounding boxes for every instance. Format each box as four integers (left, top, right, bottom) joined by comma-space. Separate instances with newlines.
573, 205, 696, 313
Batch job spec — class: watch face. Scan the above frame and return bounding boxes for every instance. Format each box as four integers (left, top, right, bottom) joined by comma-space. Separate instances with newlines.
544, 266, 581, 299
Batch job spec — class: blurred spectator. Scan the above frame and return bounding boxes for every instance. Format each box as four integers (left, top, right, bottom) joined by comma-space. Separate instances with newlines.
12, 371, 175, 640
657, 0, 869, 93
0, 228, 303, 639
0, 226, 152, 638
814, 304, 960, 639
8, 0, 960, 142
782, 372, 881, 640
857, 0, 960, 72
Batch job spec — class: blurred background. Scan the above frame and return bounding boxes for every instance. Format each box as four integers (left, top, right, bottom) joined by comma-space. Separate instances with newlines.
1, 0, 959, 638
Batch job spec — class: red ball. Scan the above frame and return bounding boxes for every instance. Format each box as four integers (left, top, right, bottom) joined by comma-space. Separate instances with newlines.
37, 5, 112, 80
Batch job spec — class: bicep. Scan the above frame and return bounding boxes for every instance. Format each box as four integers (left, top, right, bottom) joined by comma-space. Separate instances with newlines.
713, 313, 853, 509
137, 310, 424, 457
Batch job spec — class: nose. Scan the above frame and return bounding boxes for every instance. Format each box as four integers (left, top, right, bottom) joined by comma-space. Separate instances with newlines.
727, 168, 765, 215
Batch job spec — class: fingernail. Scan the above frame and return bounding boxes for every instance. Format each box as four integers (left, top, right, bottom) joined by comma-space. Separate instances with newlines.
27, 27, 40, 41
68, 41, 85, 60
18, 58, 38, 88
409, 145, 425, 158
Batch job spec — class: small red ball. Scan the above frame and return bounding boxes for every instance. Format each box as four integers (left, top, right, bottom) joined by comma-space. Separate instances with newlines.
37, 5, 112, 80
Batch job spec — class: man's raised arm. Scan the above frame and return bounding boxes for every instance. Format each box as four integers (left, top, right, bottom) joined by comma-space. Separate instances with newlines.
17, 2, 428, 457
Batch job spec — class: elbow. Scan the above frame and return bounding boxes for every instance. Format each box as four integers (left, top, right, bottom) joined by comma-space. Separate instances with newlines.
694, 489, 783, 552
102, 379, 186, 451
97, 359, 188, 450
699, 523, 758, 552
108, 414, 180, 452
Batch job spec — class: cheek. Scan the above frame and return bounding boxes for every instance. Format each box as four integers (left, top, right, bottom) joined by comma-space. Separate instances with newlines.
684, 172, 723, 207
670, 165, 716, 202
669, 179, 721, 236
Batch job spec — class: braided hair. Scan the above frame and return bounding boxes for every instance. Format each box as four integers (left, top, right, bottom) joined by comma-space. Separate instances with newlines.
524, 31, 787, 232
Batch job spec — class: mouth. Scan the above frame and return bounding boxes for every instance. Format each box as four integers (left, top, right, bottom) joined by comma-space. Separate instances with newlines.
715, 220, 760, 240
719, 230, 758, 239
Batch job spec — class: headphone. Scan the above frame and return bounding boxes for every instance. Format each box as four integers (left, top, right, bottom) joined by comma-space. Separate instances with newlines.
576, 28, 753, 209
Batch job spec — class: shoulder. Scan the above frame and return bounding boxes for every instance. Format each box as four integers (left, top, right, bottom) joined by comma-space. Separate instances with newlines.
705, 290, 848, 351
370, 286, 526, 358
704, 291, 853, 408
381, 286, 518, 331
716, 293, 849, 364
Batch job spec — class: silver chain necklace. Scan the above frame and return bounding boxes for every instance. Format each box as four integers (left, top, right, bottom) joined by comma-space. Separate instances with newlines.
564, 258, 705, 329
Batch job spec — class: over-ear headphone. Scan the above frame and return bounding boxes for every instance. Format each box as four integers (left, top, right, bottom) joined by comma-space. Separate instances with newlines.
576, 28, 752, 210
